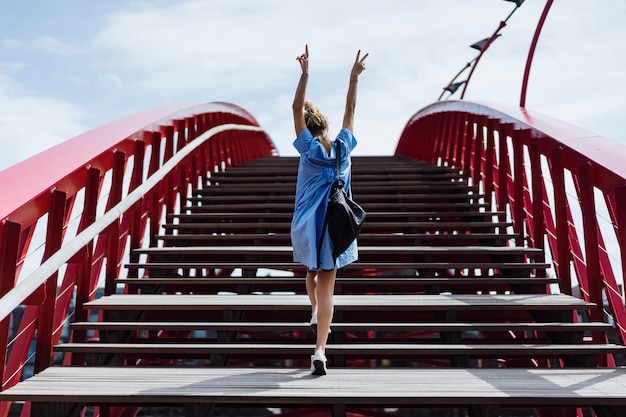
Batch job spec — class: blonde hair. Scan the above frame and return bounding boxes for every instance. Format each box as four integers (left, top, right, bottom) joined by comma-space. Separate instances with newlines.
304, 101, 331, 155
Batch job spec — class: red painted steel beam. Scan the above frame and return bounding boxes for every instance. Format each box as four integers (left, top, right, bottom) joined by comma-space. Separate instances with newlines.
0, 102, 270, 225
0, 102, 276, 415
520, 0, 554, 107
396, 99, 626, 354
401, 100, 626, 185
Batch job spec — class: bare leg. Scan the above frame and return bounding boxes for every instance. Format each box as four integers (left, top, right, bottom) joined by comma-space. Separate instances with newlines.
305, 269, 318, 315
314, 269, 337, 353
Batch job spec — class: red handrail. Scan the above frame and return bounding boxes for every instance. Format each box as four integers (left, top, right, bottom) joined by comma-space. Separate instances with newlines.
396, 100, 626, 360
0, 102, 275, 416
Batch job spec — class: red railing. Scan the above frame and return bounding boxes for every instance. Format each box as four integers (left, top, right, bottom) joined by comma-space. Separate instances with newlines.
0, 102, 275, 415
396, 100, 626, 355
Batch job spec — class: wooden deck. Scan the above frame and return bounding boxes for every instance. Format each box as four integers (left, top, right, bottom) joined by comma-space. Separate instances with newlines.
5, 155, 624, 417
2, 367, 626, 417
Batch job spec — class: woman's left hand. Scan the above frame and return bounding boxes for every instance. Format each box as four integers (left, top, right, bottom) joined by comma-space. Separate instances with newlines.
296, 44, 309, 75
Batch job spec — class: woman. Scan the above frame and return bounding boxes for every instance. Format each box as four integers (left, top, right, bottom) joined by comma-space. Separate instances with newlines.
290, 45, 368, 375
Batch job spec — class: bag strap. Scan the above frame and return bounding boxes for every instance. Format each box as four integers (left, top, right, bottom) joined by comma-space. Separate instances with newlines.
336, 140, 352, 198
335, 140, 341, 181
316, 141, 341, 269
316, 212, 330, 269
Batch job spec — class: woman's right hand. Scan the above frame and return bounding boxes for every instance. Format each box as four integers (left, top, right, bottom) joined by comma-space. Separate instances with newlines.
296, 44, 309, 75
350, 50, 369, 81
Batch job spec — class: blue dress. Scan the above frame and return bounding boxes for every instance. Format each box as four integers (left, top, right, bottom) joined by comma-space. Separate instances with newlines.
291, 127, 359, 271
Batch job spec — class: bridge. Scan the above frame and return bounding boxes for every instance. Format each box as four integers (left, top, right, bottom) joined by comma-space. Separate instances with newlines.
0, 98, 625, 417
2, 9, 626, 417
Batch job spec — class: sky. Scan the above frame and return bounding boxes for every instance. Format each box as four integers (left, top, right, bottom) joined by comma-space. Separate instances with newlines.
1, 0, 625, 171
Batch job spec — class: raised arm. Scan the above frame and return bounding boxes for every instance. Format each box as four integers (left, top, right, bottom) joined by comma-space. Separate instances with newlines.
342, 50, 369, 133
292, 45, 309, 136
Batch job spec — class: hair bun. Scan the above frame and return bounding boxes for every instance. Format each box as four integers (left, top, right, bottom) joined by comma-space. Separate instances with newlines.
304, 101, 316, 115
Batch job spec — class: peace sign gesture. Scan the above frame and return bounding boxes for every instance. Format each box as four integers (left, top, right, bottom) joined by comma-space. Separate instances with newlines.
296, 44, 309, 75
350, 50, 369, 80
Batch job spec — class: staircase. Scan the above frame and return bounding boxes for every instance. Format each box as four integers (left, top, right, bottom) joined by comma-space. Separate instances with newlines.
2, 155, 626, 417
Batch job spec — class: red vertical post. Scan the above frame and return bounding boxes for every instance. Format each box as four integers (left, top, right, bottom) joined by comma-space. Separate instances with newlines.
175, 119, 187, 151
462, 115, 474, 180
439, 113, 451, 166
148, 131, 163, 249
72, 167, 100, 347
454, 114, 465, 170
612, 186, 626, 343
192, 116, 207, 186
186, 117, 197, 142
426, 117, 441, 163
0, 221, 21, 393
512, 130, 525, 246
577, 162, 604, 347
162, 125, 175, 163
174, 119, 190, 201
104, 221, 120, 298
550, 147, 571, 295
163, 125, 177, 215
222, 132, 232, 170
131, 141, 146, 191
443, 111, 456, 165
528, 133, 546, 277
231, 134, 243, 167
103, 151, 125, 296
483, 119, 497, 209
129, 142, 146, 252
33, 190, 67, 374
472, 117, 485, 191
496, 124, 511, 216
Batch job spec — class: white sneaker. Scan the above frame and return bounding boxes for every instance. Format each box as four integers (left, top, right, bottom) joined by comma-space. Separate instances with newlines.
310, 349, 327, 376
309, 314, 318, 334
309, 314, 331, 335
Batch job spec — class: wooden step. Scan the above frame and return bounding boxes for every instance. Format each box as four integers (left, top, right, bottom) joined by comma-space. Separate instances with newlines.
202, 180, 474, 189
197, 184, 479, 196
207, 172, 465, 183
83, 294, 593, 312
234, 161, 456, 172
134, 245, 542, 258
116, 276, 558, 287
182, 202, 490, 212
188, 193, 482, 204
157, 232, 520, 246
70, 321, 611, 333
125, 261, 549, 273
3, 366, 626, 415
53, 342, 625, 358
196, 183, 478, 196
160, 221, 512, 233
116, 276, 557, 295
167, 211, 504, 221
134, 246, 540, 269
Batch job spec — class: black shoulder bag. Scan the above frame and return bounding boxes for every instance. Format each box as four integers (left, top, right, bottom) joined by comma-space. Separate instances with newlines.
316, 140, 367, 269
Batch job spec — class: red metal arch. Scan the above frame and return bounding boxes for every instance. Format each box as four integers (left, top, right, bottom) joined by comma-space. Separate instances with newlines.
0, 102, 275, 416
396, 99, 626, 348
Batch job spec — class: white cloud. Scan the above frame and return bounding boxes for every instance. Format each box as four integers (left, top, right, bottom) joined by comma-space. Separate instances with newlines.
0, 60, 27, 72
0, 73, 88, 171
3, 35, 81, 56
31, 36, 66, 53
1, 38, 22, 49
1, 0, 625, 169
98, 73, 123, 88
85, 0, 521, 155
